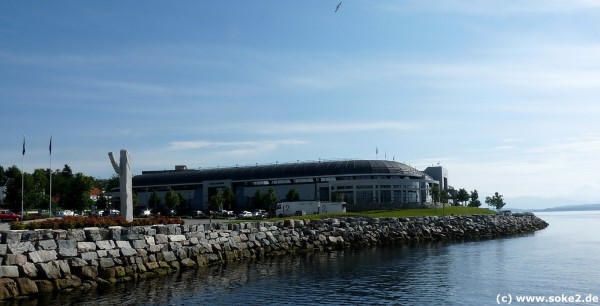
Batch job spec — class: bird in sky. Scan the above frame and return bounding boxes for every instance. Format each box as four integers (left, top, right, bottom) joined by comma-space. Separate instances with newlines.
335, 2, 342, 12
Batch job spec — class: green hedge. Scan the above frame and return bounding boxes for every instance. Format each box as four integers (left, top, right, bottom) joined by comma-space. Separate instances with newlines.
10, 216, 184, 230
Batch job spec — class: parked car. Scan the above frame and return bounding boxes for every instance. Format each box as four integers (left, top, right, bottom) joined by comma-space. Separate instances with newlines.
0, 210, 21, 222
221, 210, 234, 218
56, 210, 75, 217
237, 211, 253, 219
102, 209, 121, 217
252, 209, 268, 219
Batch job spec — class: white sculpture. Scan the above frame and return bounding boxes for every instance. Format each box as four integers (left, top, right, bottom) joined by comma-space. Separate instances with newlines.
108, 149, 133, 222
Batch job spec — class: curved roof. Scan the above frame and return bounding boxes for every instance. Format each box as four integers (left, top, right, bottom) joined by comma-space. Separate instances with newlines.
133, 160, 426, 187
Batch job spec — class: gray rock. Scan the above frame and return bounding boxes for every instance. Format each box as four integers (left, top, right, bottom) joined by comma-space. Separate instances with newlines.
96, 240, 115, 250
132, 239, 147, 249
80, 252, 98, 261
19, 262, 38, 278
28, 250, 58, 263
121, 248, 137, 257
162, 251, 177, 262
7, 241, 35, 254
5, 254, 28, 265
35, 262, 61, 279
99, 258, 115, 268
0, 266, 20, 278
37, 239, 58, 250
77, 242, 97, 252
57, 239, 78, 257
68, 257, 88, 267
66, 229, 86, 241
115, 240, 132, 249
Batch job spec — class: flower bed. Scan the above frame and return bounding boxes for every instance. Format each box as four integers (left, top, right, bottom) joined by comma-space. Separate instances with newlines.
9, 216, 184, 230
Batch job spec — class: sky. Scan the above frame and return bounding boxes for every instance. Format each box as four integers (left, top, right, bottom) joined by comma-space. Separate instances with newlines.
2, 1, 600, 209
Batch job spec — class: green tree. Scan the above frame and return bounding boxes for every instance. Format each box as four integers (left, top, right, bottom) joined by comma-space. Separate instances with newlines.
164, 187, 180, 212
61, 172, 95, 211
264, 187, 279, 214
456, 188, 470, 206
105, 175, 120, 192
286, 188, 300, 201
24, 172, 47, 211
222, 187, 236, 210
468, 190, 482, 207
208, 190, 224, 211
3, 166, 23, 210
430, 185, 440, 203
0, 165, 6, 185
485, 192, 506, 211
331, 192, 343, 202
148, 191, 161, 209
177, 193, 186, 211
61, 164, 73, 179
96, 193, 109, 210
253, 189, 265, 208
439, 190, 449, 205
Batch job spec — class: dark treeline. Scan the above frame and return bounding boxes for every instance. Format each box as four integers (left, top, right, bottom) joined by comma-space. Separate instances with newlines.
0, 164, 118, 214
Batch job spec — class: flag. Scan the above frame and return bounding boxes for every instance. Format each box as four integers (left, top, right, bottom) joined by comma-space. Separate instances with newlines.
49, 135, 52, 155
22, 136, 25, 156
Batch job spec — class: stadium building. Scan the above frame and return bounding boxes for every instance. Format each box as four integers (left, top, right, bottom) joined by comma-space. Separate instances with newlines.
130, 159, 446, 212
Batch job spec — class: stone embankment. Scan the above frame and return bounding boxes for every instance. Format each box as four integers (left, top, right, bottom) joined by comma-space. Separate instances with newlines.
0, 213, 548, 300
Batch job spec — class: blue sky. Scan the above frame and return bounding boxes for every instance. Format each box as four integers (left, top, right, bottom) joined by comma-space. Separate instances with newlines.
2, 1, 600, 209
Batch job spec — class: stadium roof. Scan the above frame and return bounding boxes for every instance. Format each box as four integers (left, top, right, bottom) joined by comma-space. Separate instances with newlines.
133, 159, 427, 187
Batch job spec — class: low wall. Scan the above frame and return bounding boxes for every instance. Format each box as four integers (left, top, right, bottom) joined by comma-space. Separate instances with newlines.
0, 213, 548, 300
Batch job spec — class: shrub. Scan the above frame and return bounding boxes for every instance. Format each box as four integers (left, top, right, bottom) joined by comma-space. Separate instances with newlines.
10, 216, 184, 230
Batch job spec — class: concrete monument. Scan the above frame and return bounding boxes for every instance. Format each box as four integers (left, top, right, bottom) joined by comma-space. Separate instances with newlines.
108, 149, 133, 222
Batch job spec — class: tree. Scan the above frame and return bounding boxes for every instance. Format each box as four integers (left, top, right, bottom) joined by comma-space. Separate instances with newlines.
164, 187, 180, 212
253, 189, 265, 208
439, 190, 449, 205
61, 164, 73, 179
468, 190, 482, 207
60, 172, 94, 211
222, 187, 236, 210
105, 175, 120, 192
430, 185, 440, 203
264, 187, 279, 214
148, 191, 161, 209
3, 166, 23, 210
331, 192, 343, 202
208, 190, 224, 211
96, 193, 109, 210
286, 188, 300, 201
456, 188, 470, 206
485, 192, 506, 211
177, 193, 186, 211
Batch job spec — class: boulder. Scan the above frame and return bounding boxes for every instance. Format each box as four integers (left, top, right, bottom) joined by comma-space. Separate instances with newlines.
0, 279, 19, 299
15, 278, 38, 295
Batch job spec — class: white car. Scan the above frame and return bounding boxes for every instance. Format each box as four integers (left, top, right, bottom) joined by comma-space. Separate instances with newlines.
56, 210, 75, 217
237, 211, 253, 219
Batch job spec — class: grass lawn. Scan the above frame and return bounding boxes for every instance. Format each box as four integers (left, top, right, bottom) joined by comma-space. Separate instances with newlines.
271, 206, 497, 221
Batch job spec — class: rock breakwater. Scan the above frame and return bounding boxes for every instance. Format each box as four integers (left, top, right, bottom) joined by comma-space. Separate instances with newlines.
0, 213, 548, 300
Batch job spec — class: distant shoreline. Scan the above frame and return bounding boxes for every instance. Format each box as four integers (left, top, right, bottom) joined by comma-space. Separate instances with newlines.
507, 204, 600, 213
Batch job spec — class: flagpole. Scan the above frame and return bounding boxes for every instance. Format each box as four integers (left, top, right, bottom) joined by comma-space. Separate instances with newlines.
21, 135, 25, 216
49, 134, 53, 218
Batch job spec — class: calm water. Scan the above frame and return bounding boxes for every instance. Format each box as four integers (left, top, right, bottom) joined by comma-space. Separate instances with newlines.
6, 211, 600, 306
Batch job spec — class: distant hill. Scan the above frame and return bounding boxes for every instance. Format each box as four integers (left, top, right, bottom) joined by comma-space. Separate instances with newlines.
527, 204, 600, 212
